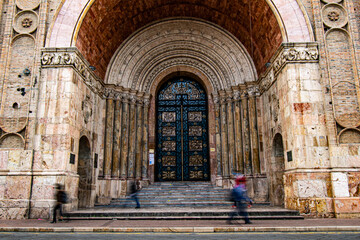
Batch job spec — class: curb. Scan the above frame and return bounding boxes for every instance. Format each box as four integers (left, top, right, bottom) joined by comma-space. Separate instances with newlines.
1, 226, 360, 233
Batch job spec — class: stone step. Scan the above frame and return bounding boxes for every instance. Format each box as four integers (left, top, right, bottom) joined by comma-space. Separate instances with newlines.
65, 207, 303, 220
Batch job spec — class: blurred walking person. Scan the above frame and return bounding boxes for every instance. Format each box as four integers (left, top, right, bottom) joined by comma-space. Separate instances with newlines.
51, 183, 68, 223
227, 175, 253, 224
130, 181, 141, 209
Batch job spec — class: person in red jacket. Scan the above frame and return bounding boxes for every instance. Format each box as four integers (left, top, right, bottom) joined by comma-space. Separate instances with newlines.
227, 175, 253, 224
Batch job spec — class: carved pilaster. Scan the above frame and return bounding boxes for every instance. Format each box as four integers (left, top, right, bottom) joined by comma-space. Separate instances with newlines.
241, 90, 252, 175
103, 99, 114, 177
233, 89, 243, 173
142, 95, 150, 180
247, 87, 260, 175
128, 92, 137, 178
111, 98, 122, 177
212, 94, 222, 177
135, 94, 144, 179
219, 91, 229, 178
120, 92, 130, 178
226, 90, 235, 177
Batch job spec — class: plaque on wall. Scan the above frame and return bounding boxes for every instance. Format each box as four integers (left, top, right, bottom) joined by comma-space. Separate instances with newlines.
287, 151, 292, 162
70, 153, 75, 164
94, 153, 98, 168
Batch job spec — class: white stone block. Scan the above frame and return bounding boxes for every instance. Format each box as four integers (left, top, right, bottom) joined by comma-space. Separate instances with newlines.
331, 172, 350, 197
297, 179, 327, 197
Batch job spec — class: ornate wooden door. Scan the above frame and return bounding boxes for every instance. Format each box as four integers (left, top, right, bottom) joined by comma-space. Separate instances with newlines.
156, 77, 210, 181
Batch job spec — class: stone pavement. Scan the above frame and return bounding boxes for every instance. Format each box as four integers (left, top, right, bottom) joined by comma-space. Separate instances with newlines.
0, 218, 359, 233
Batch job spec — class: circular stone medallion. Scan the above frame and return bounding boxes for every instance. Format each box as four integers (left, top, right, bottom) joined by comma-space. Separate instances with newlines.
321, 0, 342, 4
14, 11, 38, 34
322, 4, 348, 28
16, 0, 40, 10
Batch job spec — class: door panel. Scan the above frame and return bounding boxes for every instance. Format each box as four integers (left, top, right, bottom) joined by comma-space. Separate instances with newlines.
156, 78, 209, 181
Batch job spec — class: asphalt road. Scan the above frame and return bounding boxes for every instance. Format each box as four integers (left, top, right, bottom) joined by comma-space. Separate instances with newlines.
1, 232, 360, 240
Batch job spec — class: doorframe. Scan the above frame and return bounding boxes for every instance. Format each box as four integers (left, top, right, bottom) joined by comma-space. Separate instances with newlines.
147, 67, 217, 184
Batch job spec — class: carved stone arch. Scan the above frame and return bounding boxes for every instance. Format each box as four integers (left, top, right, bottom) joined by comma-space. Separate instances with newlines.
141, 57, 224, 93
106, 18, 257, 92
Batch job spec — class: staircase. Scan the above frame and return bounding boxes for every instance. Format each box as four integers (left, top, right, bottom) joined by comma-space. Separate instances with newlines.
110, 182, 239, 208
64, 182, 303, 220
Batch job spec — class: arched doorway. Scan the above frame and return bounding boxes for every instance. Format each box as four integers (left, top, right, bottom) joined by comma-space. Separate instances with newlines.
155, 77, 210, 181
77, 136, 92, 208
270, 133, 285, 206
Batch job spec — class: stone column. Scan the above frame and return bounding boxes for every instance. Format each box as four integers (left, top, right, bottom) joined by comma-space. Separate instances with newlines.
142, 95, 150, 180
120, 91, 130, 178
241, 90, 252, 175
135, 94, 144, 179
248, 87, 260, 174
111, 95, 122, 177
128, 92, 137, 179
219, 91, 229, 178
103, 98, 114, 177
213, 94, 222, 178
226, 90, 235, 177
233, 89, 244, 173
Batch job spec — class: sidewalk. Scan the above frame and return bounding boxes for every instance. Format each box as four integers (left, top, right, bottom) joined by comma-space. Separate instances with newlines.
0, 218, 359, 232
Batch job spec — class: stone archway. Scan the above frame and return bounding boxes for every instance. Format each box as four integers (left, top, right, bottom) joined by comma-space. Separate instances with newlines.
77, 136, 93, 208
270, 133, 285, 206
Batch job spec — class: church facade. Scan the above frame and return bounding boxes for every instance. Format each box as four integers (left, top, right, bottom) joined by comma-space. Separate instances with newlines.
0, 0, 359, 219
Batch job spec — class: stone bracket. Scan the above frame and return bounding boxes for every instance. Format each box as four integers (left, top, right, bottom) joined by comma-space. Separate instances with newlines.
258, 42, 319, 94
40, 48, 105, 97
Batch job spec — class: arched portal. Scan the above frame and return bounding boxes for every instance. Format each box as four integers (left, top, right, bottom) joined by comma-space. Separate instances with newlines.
77, 136, 93, 208
270, 133, 285, 206
156, 77, 210, 181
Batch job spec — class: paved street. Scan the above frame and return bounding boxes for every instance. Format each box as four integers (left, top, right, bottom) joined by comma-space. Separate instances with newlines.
1, 232, 360, 240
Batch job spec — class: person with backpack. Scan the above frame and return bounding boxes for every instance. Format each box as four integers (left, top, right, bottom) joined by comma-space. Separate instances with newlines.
51, 183, 68, 223
227, 175, 253, 224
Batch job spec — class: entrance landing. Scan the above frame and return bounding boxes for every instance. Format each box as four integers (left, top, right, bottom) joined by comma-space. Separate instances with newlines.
66, 182, 303, 220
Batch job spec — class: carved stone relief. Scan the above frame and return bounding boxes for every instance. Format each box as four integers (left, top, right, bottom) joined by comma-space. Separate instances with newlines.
41, 49, 104, 97
322, 4, 348, 28
106, 19, 257, 91
258, 43, 319, 94
82, 96, 93, 124
14, 11, 38, 34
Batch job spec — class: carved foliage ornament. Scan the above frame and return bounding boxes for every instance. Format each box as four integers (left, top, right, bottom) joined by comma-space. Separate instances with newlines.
272, 46, 319, 77
259, 45, 318, 93
41, 49, 104, 97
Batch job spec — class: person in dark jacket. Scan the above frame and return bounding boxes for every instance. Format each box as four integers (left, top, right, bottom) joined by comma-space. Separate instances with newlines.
227, 176, 253, 224
51, 183, 67, 223
130, 181, 140, 208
